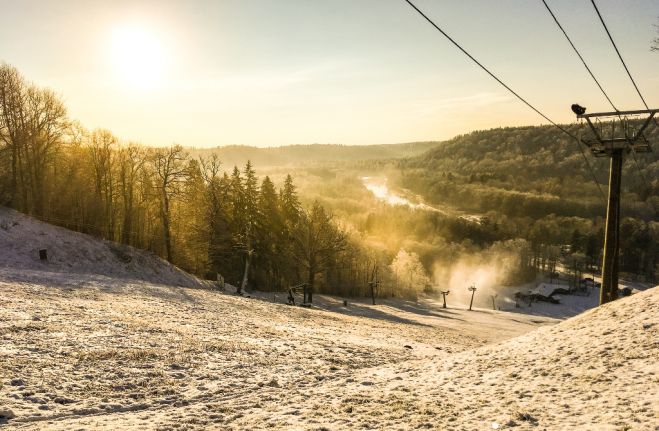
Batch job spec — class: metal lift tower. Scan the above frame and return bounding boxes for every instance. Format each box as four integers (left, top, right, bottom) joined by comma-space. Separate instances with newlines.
575, 108, 657, 305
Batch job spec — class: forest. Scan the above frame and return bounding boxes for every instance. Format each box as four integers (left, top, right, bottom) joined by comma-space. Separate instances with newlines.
2, 62, 657, 303
0, 63, 380, 299
395, 124, 658, 281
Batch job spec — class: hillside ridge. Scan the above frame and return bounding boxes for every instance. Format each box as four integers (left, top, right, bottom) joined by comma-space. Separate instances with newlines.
0, 206, 205, 289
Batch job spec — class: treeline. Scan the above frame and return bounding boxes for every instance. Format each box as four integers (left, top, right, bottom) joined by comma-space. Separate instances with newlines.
402, 125, 658, 219
395, 124, 658, 281
190, 141, 438, 169
0, 63, 397, 298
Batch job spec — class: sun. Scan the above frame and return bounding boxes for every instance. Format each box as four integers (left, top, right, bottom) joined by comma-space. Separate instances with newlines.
110, 25, 167, 90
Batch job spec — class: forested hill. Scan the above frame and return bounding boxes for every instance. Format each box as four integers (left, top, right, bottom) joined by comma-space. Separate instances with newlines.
399, 123, 659, 220
190, 141, 440, 167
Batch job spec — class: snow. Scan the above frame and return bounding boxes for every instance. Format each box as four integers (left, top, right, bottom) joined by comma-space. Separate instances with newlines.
0, 207, 208, 289
496, 276, 653, 320
531, 282, 569, 297
1, 206, 657, 430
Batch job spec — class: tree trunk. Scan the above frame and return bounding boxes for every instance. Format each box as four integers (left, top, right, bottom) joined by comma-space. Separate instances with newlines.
10, 141, 17, 207
107, 174, 115, 241
307, 268, 316, 303
161, 191, 172, 262
122, 195, 132, 245
18, 145, 28, 212
240, 250, 252, 294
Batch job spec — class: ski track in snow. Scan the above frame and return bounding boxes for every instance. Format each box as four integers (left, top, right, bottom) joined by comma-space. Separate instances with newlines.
0, 207, 657, 430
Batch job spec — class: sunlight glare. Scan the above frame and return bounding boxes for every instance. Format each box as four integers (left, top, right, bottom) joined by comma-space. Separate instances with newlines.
110, 25, 167, 90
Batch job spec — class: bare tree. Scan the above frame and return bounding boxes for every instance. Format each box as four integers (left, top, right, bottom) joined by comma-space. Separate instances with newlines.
0, 64, 26, 208
0, 65, 67, 215
152, 145, 188, 262
118, 143, 147, 245
24, 86, 68, 216
294, 201, 346, 303
87, 129, 118, 239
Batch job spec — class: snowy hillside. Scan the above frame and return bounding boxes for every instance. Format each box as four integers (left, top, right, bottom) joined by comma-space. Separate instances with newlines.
0, 208, 657, 430
1, 275, 655, 430
310, 286, 658, 430
0, 206, 205, 288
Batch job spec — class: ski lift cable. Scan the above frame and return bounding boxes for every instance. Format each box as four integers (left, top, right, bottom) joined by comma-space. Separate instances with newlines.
401, 0, 606, 202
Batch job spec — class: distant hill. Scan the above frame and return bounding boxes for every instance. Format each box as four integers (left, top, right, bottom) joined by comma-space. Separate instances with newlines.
189, 142, 441, 168
400, 123, 658, 219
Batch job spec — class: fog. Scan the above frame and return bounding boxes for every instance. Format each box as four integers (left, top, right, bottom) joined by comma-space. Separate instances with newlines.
361, 176, 440, 212
432, 242, 531, 309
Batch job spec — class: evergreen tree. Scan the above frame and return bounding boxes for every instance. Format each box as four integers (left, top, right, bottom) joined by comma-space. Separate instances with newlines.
243, 160, 259, 222
254, 176, 283, 290
279, 174, 301, 223
279, 174, 302, 287
229, 166, 244, 230
199, 157, 234, 279
179, 158, 207, 273
236, 161, 259, 292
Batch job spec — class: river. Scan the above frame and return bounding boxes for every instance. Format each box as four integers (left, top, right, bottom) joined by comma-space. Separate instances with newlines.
361, 176, 480, 223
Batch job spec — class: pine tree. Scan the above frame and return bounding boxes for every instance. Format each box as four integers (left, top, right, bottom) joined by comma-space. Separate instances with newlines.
226, 166, 246, 285
229, 166, 244, 229
217, 172, 240, 281
279, 174, 301, 223
279, 174, 302, 288
243, 160, 259, 230
255, 176, 283, 290
178, 158, 207, 273
235, 161, 259, 292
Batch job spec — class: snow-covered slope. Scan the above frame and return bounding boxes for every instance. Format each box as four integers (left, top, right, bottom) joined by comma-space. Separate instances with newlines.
0, 206, 656, 430
317, 285, 658, 430
0, 206, 205, 288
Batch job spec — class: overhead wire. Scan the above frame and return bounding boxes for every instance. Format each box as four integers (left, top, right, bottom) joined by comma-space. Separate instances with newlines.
590, 0, 655, 115
588, 0, 657, 210
541, 0, 618, 112
540, 0, 615, 204
401, 0, 606, 202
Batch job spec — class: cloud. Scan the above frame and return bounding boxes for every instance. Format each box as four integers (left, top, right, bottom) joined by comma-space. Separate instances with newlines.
167, 58, 360, 95
413, 92, 514, 117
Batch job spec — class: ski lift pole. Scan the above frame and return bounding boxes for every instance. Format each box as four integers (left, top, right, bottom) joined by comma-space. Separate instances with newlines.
468, 285, 477, 311
440, 290, 449, 308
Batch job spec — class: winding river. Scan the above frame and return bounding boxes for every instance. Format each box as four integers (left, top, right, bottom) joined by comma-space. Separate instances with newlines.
361, 176, 480, 223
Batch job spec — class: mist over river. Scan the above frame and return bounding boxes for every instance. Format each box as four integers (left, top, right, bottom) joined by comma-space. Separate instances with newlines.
361, 176, 439, 211
361, 176, 481, 223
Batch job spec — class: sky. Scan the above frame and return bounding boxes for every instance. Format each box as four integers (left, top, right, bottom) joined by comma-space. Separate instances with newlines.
0, 0, 657, 147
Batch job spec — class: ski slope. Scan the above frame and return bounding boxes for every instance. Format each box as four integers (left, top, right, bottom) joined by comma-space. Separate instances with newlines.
0, 207, 657, 430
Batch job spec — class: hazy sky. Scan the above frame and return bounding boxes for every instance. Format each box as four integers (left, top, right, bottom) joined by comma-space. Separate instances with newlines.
1, 0, 657, 147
